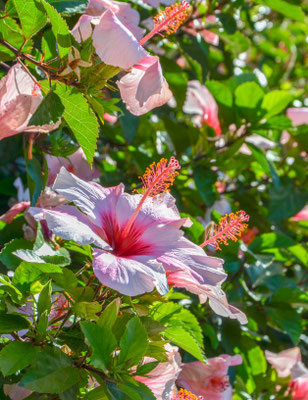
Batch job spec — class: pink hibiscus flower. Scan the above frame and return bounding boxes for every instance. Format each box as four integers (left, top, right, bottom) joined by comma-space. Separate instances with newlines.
135, 344, 182, 399
183, 80, 222, 136
177, 355, 242, 400
72, 2, 189, 115
290, 363, 308, 400
265, 347, 302, 378
287, 108, 308, 126
46, 147, 100, 186
29, 158, 227, 296
0, 64, 60, 140
292, 205, 308, 221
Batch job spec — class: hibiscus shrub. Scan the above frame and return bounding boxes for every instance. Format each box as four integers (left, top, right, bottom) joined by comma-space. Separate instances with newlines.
0, 0, 307, 399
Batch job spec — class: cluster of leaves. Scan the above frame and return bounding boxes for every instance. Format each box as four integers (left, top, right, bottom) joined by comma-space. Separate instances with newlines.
0, 0, 307, 398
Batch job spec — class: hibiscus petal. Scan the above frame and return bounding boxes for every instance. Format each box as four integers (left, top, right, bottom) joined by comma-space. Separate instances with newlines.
117, 57, 172, 116
92, 10, 147, 69
92, 250, 169, 296
53, 167, 124, 224
29, 205, 111, 250
71, 14, 94, 42
160, 237, 226, 287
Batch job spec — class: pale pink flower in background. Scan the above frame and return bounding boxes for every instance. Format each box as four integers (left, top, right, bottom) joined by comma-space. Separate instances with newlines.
0, 201, 30, 224
287, 108, 308, 126
117, 55, 172, 116
177, 355, 242, 400
0, 178, 30, 224
46, 147, 100, 186
292, 205, 308, 221
103, 113, 118, 124
265, 347, 302, 378
290, 363, 308, 400
0, 64, 60, 140
135, 344, 182, 399
167, 269, 247, 324
30, 164, 227, 297
3, 384, 32, 400
185, 16, 219, 46
183, 80, 222, 136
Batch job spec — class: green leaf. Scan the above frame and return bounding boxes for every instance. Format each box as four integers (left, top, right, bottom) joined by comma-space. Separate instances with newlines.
268, 179, 308, 222
80, 321, 117, 373
73, 301, 102, 321
163, 117, 198, 154
98, 298, 121, 330
206, 80, 233, 107
12, 0, 47, 38
255, 0, 305, 22
0, 238, 32, 269
37, 281, 52, 316
106, 377, 155, 400
0, 17, 32, 61
246, 142, 280, 188
0, 274, 23, 303
267, 304, 302, 343
220, 31, 250, 54
135, 361, 160, 377
247, 345, 267, 375
261, 90, 292, 119
0, 341, 39, 376
29, 88, 64, 126
21, 347, 79, 393
0, 313, 30, 333
235, 82, 264, 122
44, 0, 86, 14
119, 108, 139, 144
13, 261, 62, 287
53, 84, 99, 164
51, 268, 78, 290
41, 0, 71, 58
193, 166, 217, 207
26, 157, 44, 206
118, 316, 148, 368
164, 325, 205, 362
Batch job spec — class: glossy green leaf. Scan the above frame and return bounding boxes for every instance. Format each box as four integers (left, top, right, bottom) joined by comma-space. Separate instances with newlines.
0, 342, 39, 376
12, 0, 47, 38
118, 316, 148, 367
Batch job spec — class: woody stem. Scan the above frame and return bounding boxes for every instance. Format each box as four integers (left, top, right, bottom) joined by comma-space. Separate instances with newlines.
0, 38, 55, 73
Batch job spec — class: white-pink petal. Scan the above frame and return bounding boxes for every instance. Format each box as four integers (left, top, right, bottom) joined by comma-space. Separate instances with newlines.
92, 250, 169, 296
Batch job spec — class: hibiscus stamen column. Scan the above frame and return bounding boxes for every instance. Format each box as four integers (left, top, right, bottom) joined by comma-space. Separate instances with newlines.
201, 211, 250, 250
121, 157, 180, 237
139, 1, 190, 46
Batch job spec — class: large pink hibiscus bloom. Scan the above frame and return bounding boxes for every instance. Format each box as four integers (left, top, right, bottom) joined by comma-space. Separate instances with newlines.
29, 162, 226, 297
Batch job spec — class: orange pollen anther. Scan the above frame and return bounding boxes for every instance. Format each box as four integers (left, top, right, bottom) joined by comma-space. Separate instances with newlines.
201, 210, 250, 251
140, 156, 180, 197
139, 1, 190, 46
122, 157, 180, 237
171, 388, 204, 400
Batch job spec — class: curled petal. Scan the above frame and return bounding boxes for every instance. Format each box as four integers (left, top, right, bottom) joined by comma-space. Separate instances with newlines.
265, 347, 302, 378
0, 201, 30, 224
71, 15, 94, 42
117, 56, 172, 116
